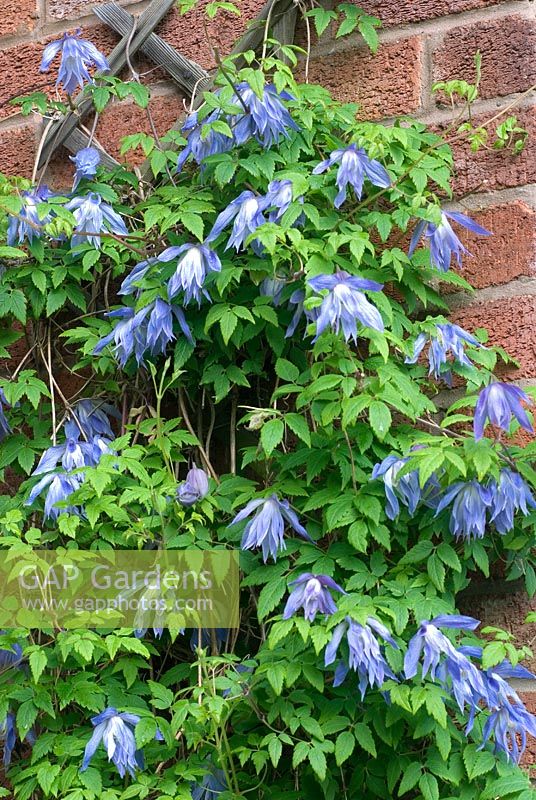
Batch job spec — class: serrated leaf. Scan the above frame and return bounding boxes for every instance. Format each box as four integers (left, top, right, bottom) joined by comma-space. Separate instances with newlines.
285, 413, 310, 446
419, 773, 439, 800
369, 401, 391, 440
308, 746, 326, 780
398, 763, 422, 795
463, 744, 495, 780
29, 649, 47, 683
335, 731, 354, 766
353, 722, 376, 756
261, 418, 284, 456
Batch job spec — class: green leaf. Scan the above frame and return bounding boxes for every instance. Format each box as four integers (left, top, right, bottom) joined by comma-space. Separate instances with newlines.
261, 418, 284, 456
37, 763, 60, 796
463, 743, 495, 780
275, 358, 299, 382
129, 82, 150, 108
369, 401, 391, 440
135, 717, 158, 748
482, 641, 507, 669
29, 649, 47, 683
268, 736, 282, 768
46, 288, 67, 316
308, 746, 327, 781
398, 762, 421, 795
335, 731, 354, 766
148, 680, 174, 709
419, 773, 439, 800
285, 413, 311, 446
219, 310, 237, 344
353, 722, 376, 756
257, 576, 287, 619
181, 212, 204, 241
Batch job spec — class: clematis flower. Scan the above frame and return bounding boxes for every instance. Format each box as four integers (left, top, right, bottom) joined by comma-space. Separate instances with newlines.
308, 271, 384, 343
488, 469, 536, 534
481, 701, 536, 763
0, 389, 12, 442
94, 299, 193, 366
165, 244, 222, 305
435, 480, 493, 540
66, 192, 128, 249
191, 767, 228, 800
229, 493, 312, 562
283, 573, 346, 622
81, 707, 162, 778
1, 713, 16, 768
474, 382, 533, 441
232, 82, 299, 148
40, 30, 109, 95
313, 144, 390, 208
409, 210, 491, 273
404, 615, 480, 681
70, 146, 100, 189
177, 465, 209, 506
0, 641, 23, 669
405, 323, 483, 382
260, 277, 285, 306
7, 186, 54, 246
177, 109, 235, 172
436, 651, 488, 732
325, 616, 398, 698
65, 398, 117, 441
264, 179, 295, 223
25, 472, 84, 520
206, 190, 268, 254
371, 455, 422, 520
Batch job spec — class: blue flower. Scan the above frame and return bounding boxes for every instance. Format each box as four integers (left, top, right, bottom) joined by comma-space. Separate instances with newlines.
481, 702, 536, 764
206, 190, 268, 254
260, 277, 286, 306
308, 271, 384, 343
177, 109, 235, 172
435, 480, 493, 540
409, 210, 491, 273
191, 767, 228, 800
325, 616, 398, 698
94, 299, 193, 366
190, 628, 228, 651
264, 179, 295, 223
474, 382, 533, 441
371, 455, 422, 520
232, 82, 299, 148
66, 192, 128, 249
65, 399, 117, 441
81, 707, 162, 778
40, 30, 109, 95
7, 186, 54, 246
0, 641, 22, 669
436, 651, 488, 732
0, 389, 12, 442
70, 146, 101, 189
313, 144, 390, 208
404, 615, 480, 681
165, 245, 222, 305
488, 468, 536, 534
283, 573, 346, 622
406, 323, 483, 382
25, 472, 84, 519
230, 493, 312, 562
177, 466, 209, 506
1, 713, 16, 768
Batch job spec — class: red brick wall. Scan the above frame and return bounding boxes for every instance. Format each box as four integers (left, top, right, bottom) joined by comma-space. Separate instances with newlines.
0, 0, 535, 739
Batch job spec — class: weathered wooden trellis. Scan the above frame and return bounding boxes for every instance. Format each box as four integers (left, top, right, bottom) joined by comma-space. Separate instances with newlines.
36, 0, 298, 176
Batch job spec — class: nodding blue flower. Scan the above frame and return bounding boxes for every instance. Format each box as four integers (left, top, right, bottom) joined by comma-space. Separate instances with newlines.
177, 109, 235, 172
134, 627, 164, 639
283, 573, 346, 622
81, 707, 162, 778
488, 469, 536, 534
165, 244, 222, 306
406, 323, 483, 383
435, 479, 493, 540
70, 146, 101, 189
260, 277, 286, 306
371, 455, 422, 520
25, 472, 84, 519
7, 186, 54, 246
40, 30, 109, 95
190, 628, 228, 652
308, 271, 384, 343
0, 641, 23, 669
206, 190, 268, 255
94, 299, 193, 366
177, 465, 209, 506
1, 713, 16, 768
436, 651, 488, 733
481, 701, 536, 764
65, 398, 117, 441
474, 382, 533, 441
0, 389, 12, 442
408, 210, 491, 273
404, 615, 480, 682
232, 82, 299, 148
264, 179, 294, 223
313, 144, 390, 208
66, 192, 128, 249
325, 616, 398, 699
230, 493, 312, 562
191, 767, 228, 800
32, 437, 97, 475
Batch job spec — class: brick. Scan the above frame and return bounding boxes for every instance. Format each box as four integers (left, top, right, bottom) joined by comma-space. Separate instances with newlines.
446, 202, 536, 290
46, 0, 132, 21
445, 107, 536, 196
155, 0, 265, 71
433, 16, 536, 103
89, 91, 185, 165
0, 0, 37, 39
302, 37, 423, 119
347, 0, 511, 27
0, 121, 39, 179
450, 294, 536, 380
518, 695, 536, 769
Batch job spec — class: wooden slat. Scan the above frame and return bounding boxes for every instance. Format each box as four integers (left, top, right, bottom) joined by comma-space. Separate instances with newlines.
37, 0, 175, 170
94, 3, 210, 96
230, 0, 295, 62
